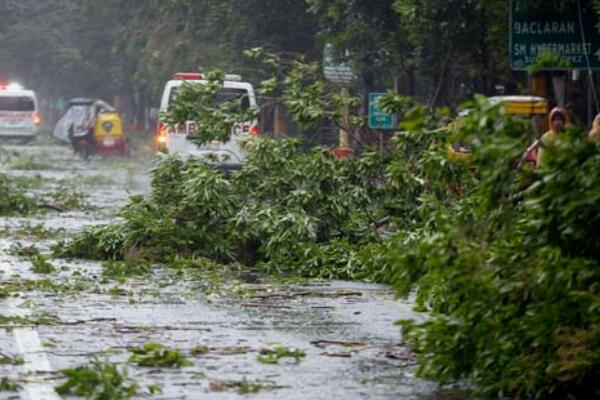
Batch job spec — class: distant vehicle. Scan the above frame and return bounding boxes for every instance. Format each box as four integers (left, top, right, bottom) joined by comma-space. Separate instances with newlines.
157, 72, 259, 169
447, 95, 548, 162
54, 98, 128, 158
0, 83, 41, 143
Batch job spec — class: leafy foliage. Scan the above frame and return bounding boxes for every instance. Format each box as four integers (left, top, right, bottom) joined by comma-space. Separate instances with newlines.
53, 224, 125, 261
0, 377, 20, 392
57, 50, 600, 398
101, 260, 151, 282
7, 243, 41, 257
257, 346, 306, 364
10, 242, 57, 275
128, 343, 193, 368
58, 137, 388, 278
30, 253, 56, 274
0, 354, 24, 365
0, 173, 37, 215
55, 359, 138, 400
386, 104, 600, 398
189, 345, 209, 356
46, 181, 90, 211
308, 0, 510, 105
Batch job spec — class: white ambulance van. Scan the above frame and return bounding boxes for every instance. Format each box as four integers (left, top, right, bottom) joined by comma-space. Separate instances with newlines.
157, 72, 258, 169
0, 83, 41, 142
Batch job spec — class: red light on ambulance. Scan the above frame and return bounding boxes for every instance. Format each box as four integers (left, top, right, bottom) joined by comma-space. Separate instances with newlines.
156, 122, 168, 149
33, 112, 42, 127
173, 73, 203, 80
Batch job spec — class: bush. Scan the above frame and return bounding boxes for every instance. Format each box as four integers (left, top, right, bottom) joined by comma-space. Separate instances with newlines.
390, 102, 600, 398
53, 224, 126, 260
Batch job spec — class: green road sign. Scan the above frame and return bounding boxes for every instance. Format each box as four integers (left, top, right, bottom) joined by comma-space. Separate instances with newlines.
368, 93, 394, 130
510, 0, 600, 70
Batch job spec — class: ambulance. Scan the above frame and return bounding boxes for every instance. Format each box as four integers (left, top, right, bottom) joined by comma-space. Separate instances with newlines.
157, 72, 258, 169
0, 83, 41, 142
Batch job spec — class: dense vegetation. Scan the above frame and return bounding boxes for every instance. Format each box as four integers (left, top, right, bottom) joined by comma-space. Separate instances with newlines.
55, 61, 600, 397
1, 0, 523, 118
3, 1, 599, 398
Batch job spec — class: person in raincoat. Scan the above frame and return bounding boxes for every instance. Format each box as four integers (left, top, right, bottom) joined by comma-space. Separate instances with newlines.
536, 107, 568, 167
588, 113, 600, 144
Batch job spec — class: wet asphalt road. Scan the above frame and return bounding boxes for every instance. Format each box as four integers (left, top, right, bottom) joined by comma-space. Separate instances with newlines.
0, 139, 450, 399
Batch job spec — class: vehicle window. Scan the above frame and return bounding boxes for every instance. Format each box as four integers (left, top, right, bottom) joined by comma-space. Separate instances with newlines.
0, 96, 35, 111
169, 87, 250, 110
214, 89, 250, 110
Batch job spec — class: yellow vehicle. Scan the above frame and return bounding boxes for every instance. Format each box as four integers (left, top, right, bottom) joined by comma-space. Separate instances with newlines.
56, 98, 129, 158
447, 96, 548, 161
94, 110, 128, 156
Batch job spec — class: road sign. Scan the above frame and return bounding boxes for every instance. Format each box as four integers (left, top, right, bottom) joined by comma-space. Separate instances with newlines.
368, 93, 394, 130
510, 0, 600, 70
323, 43, 356, 86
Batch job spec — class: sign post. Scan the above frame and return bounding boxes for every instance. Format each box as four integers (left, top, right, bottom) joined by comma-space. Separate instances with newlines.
368, 93, 394, 130
323, 43, 356, 157
510, 0, 600, 71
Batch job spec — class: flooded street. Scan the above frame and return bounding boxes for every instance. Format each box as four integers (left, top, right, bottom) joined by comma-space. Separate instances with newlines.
0, 139, 443, 399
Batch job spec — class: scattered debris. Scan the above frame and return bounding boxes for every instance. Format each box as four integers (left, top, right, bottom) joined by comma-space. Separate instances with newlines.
252, 290, 363, 300
242, 303, 293, 309
7, 243, 41, 257
1, 222, 65, 239
380, 346, 418, 364
101, 260, 151, 282
0, 314, 58, 328
30, 253, 56, 274
55, 359, 139, 400
320, 352, 353, 358
209, 379, 285, 394
0, 377, 20, 392
209, 346, 253, 356
310, 339, 366, 348
147, 383, 162, 394
128, 343, 194, 368
45, 180, 90, 211
60, 318, 118, 326
8, 155, 55, 171
189, 345, 209, 356
257, 346, 306, 364
0, 353, 24, 365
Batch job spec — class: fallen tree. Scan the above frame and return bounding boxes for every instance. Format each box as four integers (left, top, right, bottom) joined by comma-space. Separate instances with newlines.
55, 53, 600, 397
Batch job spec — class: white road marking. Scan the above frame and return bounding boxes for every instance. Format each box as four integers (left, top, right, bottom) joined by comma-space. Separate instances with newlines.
1, 241, 62, 400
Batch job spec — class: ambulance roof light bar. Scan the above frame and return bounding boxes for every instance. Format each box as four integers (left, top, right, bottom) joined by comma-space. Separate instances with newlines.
172, 73, 242, 82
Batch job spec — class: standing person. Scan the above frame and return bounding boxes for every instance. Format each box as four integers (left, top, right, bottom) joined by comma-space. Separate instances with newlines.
536, 107, 568, 167
588, 113, 600, 144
